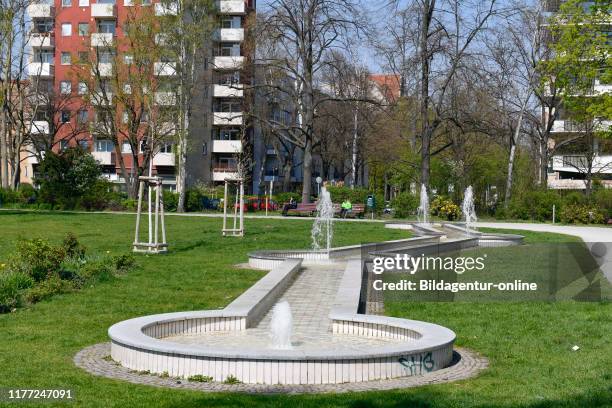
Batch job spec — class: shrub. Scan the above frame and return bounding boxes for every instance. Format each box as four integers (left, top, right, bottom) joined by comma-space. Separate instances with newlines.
76, 259, 114, 283
563, 191, 587, 206
593, 189, 612, 219
163, 190, 179, 212
8, 238, 66, 282
186, 189, 205, 212
23, 274, 68, 303
439, 201, 461, 221
507, 191, 562, 222
391, 192, 419, 218
188, 375, 213, 383
0, 271, 33, 312
113, 254, 136, 273
122, 199, 137, 211
430, 196, 447, 217
63, 233, 86, 259
560, 204, 605, 224
223, 375, 241, 384
275, 192, 301, 204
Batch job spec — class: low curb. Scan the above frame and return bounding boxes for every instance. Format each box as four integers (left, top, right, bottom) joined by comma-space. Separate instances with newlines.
74, 343, 488, 394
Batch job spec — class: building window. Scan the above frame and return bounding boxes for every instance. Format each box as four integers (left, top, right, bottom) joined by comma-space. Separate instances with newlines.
121, 142, 132, 153
159, 143, 172, 153
123, 54, 133, 65
61, 23, 72, 36
221, 17, 240, 29
123, 84, 132, 94
78, 0, 89, 6
77, 82, 88, 95
78, 52, 89, 64
61, 111, 70, 123
217, 128, 240, 140
35, 51, 54, 64
95, 139, 114, 152
61, 52, 71, 65
77, 110, 88, 124
202, 142, 207, 155
97, 20, 116, 35
122, 111, 129, 123
142, 0, 151, 5
78, 139, 89, 149
78, 23, 89, 36
60, 81, 72, 95
98, 50, 114, 64
35, 20, 53, 34
60, 140, 69, 151
62, 0, 71, 7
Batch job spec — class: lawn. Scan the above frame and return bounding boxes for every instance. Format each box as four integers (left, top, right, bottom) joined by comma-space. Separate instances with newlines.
0, 211, 610, 407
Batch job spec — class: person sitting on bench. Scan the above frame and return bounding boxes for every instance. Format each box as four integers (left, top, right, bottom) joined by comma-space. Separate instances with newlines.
282, 197, 297, 216
340, 199, 352, 218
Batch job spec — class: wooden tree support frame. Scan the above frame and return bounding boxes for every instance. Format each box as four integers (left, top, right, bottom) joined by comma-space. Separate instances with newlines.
222, 178, 244, 237
133, 176, 168, 253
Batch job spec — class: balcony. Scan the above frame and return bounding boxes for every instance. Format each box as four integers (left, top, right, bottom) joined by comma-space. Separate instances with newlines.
27, 3, 54, 18
213, 84, 243, 98
90, 92, 113, 105
91, 33, 114, 47
217, 0, 245, 14
215, 28, 244, 42
213, 167, 240, 181
154, 92, 176, 106
213, 112, 243, 126
28, 62, 54, 77
154, 62, 177, 76
94, 63, 113, 77
30, 121, 49, 134
155, 2, 178, 15
29, 33, 54, 48
153, 153, 175, 166
91, 3, 116, 17
212, 140, 242, 153
92, 151, 114, 165
213, 56, 244, 70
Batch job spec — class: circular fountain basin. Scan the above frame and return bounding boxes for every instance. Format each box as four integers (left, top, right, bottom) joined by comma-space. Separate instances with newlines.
108, 257, 456, 384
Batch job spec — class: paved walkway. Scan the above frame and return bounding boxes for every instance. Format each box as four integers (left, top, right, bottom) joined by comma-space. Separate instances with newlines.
166, 263, 404, 352
476, 222, 612, 282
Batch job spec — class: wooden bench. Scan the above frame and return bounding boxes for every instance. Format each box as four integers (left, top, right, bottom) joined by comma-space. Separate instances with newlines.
285, 203, 318, 216
341, 203, 366, 218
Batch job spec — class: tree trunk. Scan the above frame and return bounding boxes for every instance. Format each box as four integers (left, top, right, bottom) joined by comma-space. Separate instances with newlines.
301, 140, 313, 203
418, 1, 433, 190
351, 107, 358, 189
540, 138, 549, 188
176, 135, 188, 211
282, 157, 292, 192
504, 96, 529, 208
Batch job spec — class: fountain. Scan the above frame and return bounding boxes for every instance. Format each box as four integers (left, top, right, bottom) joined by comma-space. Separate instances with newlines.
417, 184, 430, 225
462, 186, 477, 234
311, 186, 334, 251
269, 301, 293, 349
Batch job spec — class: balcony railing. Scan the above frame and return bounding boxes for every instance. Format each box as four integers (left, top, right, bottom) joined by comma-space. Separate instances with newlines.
155, 2, 178, 15
215, 28, 244, 42
29, 33, 54, 48
217, 0, 245, 14
212, 140, 242, 153
91, 33, 114, 47
213, 56, 244, 70
30, 121, 49, 134
154, 62, 177, 76
91, 4, 116, 17
213, 111, 243, 126
28, 62, 54, 77
213, 84, 243, 98
27, 3, 54, 18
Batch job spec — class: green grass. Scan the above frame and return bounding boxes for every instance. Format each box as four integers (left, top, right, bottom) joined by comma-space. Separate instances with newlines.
0, 211, 610, 407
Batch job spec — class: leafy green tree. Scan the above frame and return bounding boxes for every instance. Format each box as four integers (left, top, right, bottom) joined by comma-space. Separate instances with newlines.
35, 148, 101, 208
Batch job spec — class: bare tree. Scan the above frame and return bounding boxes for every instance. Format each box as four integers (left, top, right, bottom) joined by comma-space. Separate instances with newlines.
256, 0, 363, 202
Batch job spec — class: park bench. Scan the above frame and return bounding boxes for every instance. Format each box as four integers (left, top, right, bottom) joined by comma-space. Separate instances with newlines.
341, 203, 366, 218
286, 202, 318, 216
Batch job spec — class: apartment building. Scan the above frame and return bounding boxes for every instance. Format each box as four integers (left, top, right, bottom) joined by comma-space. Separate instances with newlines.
24, 0, 254, 190
542, 0, 612, 190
